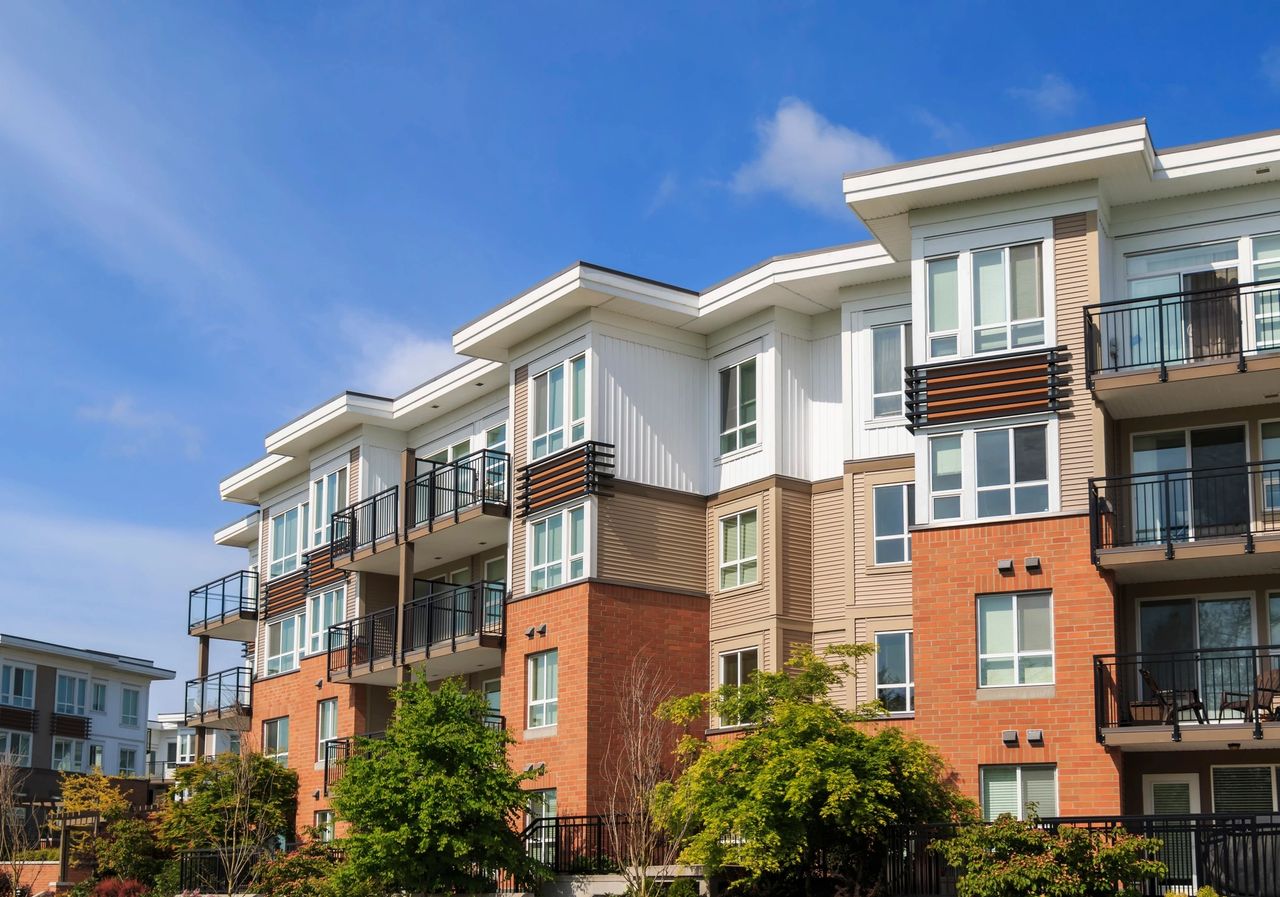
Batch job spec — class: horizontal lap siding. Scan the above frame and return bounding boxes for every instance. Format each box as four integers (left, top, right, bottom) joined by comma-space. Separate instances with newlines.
596, 488, 706, 594
1054, 211, 1098, 511
851, 472, 913, 608
811, 486, 848, 625
706, 490, 773, 630
778, 487, 812, 621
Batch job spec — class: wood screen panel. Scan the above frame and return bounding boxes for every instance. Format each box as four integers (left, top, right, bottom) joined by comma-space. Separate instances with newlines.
517, 441, 615, 518
906, 347, 1064, 429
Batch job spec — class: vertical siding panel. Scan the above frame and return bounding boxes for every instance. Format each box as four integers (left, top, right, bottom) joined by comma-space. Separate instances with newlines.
780, 334, 809, 480
510, 365, 530, 601
1054, 212, 1098, 511
348, 447, 360, 505
807, 334, 844, 479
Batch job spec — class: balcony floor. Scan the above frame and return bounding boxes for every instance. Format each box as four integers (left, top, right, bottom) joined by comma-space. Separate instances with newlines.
1102, 719, 1280, 751
401, 637, 503, 682
188, 612, 258, 642
1091, 351, 1280, 418
1097, 531, 1280, 583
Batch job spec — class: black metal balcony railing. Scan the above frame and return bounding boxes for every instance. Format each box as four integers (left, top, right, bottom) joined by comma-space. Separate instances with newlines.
1084, 277, 1280, 386
326, 606, 396, 680
884, 815, 1280, 897
184, 667, 251, 723
322, 730, 385, 795
1095, 644, 1280, 741
482, 710, 505, 731
402, 581, 506, 657
1089, 461, 1280, 560
188, 570, 258, 631
331, 485, 398, 563
407, 449, 511, 532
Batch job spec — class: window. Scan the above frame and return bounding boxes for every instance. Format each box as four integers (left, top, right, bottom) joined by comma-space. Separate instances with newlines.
263, 717, 289, 765
1212, 766, 1277, 814
0, 730, 31, 767
52, 738, 85, 773
310, 467, 348, 548
972, 244, 1044, 353
927, 256, 960, 358
978, 592, 1054, 687
527, 650, 558, 729
1263, 422, 1280, 512
486, 423, 507, 454
91, 681, 107, 713
483, 678, 501, 715
871, 324, 911, 418
718, 358, 758, 454
531, 354, 586, 459
317, 698, 338, 761
314, 810, 336, 842
1254, 235, 1280, 349
484, 556, 507, 584
270, 503, 308, 578
975, 425, 1049, 518
121, 688, 139, 727
719, 648, 759, 726
525, 789, 558, 862
929, 435, 962, 520
56, 674, 87, 716
981, 765, 1057, 821
118, 748, 138, 776
873, 484, 914, 564
307, 586, 346, 654
718, 510, 759, 590
875, 632, 914, 714
177, 731, 196, 764
88, 743, 104, 770
528, 505, 585, 592
266, 614, 303, 675
0, 665, 34, 709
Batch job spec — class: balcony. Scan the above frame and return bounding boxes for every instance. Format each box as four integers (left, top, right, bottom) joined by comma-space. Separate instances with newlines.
400, 581, 505, 679
322, 730, 384, 795
327, 606, 398, 685
329, 486, 399, 572
188, 570, 258, 640
405, 450, 511, 573
1084, 278, 1280, 417
1089, 462, 1280, 582
184, 667, 251, 728
1095, 644, 1280, 750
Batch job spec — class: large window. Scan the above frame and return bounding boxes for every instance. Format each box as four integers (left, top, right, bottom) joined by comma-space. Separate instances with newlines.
527, 650, 558, 729
263, 717, 289, 765
91, 681, 107, 714
52, 738, 86, 773
270, 503, 308, 578
0, 665, 34, 709
718, 510, 759, 590
307, 586, 346, 655
719, 647, 759, 726
976, 424, 1049, 518
978, 592, 1054, 687
56, 674, 87, 716
528, 505, 585, 593
927, 256, 960, 359
266, 614, 303, 675
871, 324, 911, 419
315, 810, 336, 842
1212, 766, 1278, 814
317, 698, 338, 761
0, 730, 31, 767
310, 467, 348, 548
118, 747, 138, 776
929, 435, 963, 521
532, 354, 586, 460
121, 688, 139, 727
972, 244, 1044, 353
718, 358, 758, 455
875, 631, 914, 714
981, 765, 1057, 821
873, 484, 914, 565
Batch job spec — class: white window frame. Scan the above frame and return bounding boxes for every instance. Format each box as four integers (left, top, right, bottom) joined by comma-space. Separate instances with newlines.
874, 631, 915, 715
969, 243, 1046, 355
974, 423, 1051, 520
90, 681, 107, 714
718, 509, 759, 591
485, 422, 508, 454
718, 647, 759, 727
269, 501, 309, 579
314, 810, 336, 842
980, 764, 1059, 821
0, 664, 35, 709
266, 613, 303, 675
978, 592, 1055, 688
310, 466, 348, 549
527, 650, 558, 730
120, 687, 140, 727
177, 730, 196, 765
55, 673, 88, 716
873, 483, 914, 565
52, 737, 86, 773
718, 356, 760, 456
530, 353, 587, 460
527, 503, 587, 594
88, 742, 105, 771
317, 698, 338, 761
869, 322, 912, 421
263, 717, 289, 765
0, 730, 32, 767
307, 586, 346, 655
118, 747, 138, 776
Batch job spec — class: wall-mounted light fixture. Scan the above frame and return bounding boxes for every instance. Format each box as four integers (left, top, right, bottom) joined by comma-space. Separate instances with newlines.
1026, 729, 1044, 745
1025, 556, 1042, 572
1001, 729, 1019, 747
997, 559, 1014, 575
537, 624, 547, 636
525, 627, 536, 639
315, 679, 324, 689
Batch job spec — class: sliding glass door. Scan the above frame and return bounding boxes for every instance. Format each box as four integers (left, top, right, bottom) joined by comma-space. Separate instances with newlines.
1131, 426, 1248, 545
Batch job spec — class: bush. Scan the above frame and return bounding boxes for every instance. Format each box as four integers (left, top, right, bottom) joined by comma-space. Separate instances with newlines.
93, 817, 168, 885
152, 860, 182, 897
92, 880, 149, 897
255, 839, 344, 897
14, 848, 58, 861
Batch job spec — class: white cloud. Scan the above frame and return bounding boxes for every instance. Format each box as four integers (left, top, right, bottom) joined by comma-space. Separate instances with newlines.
646, 172, 680, 216
911, 108, 967, 149
1263, 46, 1280, 91
343, 313, 461, 397
78, 395, 203, 460
1007, 74, 1083, 117
731, 98, 894, 217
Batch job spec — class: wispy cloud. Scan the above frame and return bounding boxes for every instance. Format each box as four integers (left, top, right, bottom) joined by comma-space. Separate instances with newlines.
646, 172, 680, 216
1263, 46, 1280, 91
911, 108, 968, 149
78, 395, 203, 460
343, 313, 461, 397
1007, 74, 1083, 117
731, 98, 894, 218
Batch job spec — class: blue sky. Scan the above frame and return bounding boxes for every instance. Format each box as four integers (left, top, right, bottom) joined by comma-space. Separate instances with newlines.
1, 1, 1277, 708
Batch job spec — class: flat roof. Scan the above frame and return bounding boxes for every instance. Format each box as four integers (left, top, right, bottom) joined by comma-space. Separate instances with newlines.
0, 633, 176, 680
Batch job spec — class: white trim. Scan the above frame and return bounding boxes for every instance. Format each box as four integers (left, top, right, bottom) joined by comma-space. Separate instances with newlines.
525, 502, 590, 595
526, 649, 559, 730
1142, 773, 1200, 815
873, 630, 915, 715
977, 591, 1056, 689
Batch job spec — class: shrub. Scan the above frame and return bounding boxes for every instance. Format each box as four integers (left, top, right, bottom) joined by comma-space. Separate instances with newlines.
93, 817, 168, 885
152, 860, 183, 897
255, 839, 344, 897
92, 880, 150, 897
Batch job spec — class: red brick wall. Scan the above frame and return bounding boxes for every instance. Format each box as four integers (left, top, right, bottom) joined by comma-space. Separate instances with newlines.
911, 513, 1123, 816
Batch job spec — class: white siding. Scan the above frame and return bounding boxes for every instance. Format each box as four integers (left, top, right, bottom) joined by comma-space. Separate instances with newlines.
807, 333, 844, 480
845, 301, 913, 461
779, 333, 810, 480
361, 445, 401, 499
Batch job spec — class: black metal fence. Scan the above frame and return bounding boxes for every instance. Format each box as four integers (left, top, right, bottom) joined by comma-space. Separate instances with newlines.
323, 731, 385, 795
885, 815, 1280, 897
1084, 278, 1280, 384
188, 569, 258, 631
402, 580, 506, 656
331, 485, 399, 563
522, 815, 621, 875
183, 666, 251, 723
407, 449, 511, 531
1089, 461, 1280, 558
326, 606, 396, 680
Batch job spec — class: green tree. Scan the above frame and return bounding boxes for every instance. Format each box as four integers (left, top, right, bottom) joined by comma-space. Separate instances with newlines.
933, 814, 1167, 897
655, 644, 973, 895
330, 675, 549, 894
93, 816, 169, 885
254, 832, 348, 897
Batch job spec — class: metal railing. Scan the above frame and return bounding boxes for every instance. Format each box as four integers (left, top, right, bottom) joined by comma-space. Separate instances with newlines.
1084, 277, 1280, 386
407, 449, 511, 532
1095, 643, 1280, 741
884, 814, 1280, 896
183, 667, 251, 723
188, 570, 258, 631
483, 710, 505, 731
331, 485, 398, 563
322, 730, 384, 795
144, 759, 193, 781
1089, 461, 1280, 560
522, 815, 624, 875
402, 580, 506, 657
326, 606, 396, 680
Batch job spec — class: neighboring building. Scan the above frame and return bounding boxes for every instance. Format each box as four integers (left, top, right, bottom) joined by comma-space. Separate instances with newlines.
0, 633, 175, 805
187, 119, 1280, 853
145, 711, 237, 786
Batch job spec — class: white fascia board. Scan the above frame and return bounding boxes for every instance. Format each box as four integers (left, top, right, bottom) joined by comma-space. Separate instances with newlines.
0, 634, 177, 681
391, 357, 505, 423
213, 511, 260, 547
264, 392, 394, 456
219, 453, 297, 504
1154, 132, 1280, 182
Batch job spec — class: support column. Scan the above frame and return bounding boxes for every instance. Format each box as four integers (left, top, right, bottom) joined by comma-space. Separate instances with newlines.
195, 635, 210, 756
396, 448, 416, 684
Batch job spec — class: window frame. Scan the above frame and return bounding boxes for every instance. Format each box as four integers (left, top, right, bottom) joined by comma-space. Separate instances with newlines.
718, 357, 760, 456
869, 322, 913, 421
269, 501, 309, 579
920, 417, 1058, 525
718, 647, 760, 727
980, 764, 1059, 821
718, 509, 760, 591
263, 717, 290, 765
52, 737, 86, 773
974, 423, 1051, 520
977, 591, 1055, 688
310, 466, 349, 549
55, 673, 88, 716
317, 698, 338, 762
0, 664, 35, 709
530, 353, 587, 461
872, 483, 915, 566
118, 747, 138, 777
266, 613, 304, 676
874, 630, 915, 715
0, 729, 32, 767
120, 687, 140, 727
527, 650, 559, 730
527, 504, 587, 594
314, 810, 336, 842
307, 586, 346, 655
91, 681, 108, 714
970, 243, 1046, 355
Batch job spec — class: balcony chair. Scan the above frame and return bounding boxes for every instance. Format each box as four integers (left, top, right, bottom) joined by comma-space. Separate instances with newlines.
1134, 667, 1207, 725
1219, 668, 1280, 721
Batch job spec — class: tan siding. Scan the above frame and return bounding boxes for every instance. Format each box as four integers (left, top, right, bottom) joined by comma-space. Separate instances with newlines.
781, 628, 811, 668
596, 488, 706, 593
348, 447, 360, 505
706, 490, 772, 631
851, 472, 914, 607
813, 628, 849, 707
1054, 211, 1099, 511
777, 488, 812, 621
811, 487, 847, 624
510, 365, 529, 600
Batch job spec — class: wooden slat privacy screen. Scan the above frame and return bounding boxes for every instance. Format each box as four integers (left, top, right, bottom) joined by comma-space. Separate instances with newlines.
517, 441, 615, 518
263, 568, 308, 618
50, 713, 91, 739
905, 347, 1065, 429
0, 706, 35, 732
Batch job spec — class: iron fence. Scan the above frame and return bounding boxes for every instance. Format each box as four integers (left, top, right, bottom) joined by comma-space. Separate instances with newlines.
402, 580, 506, 656
331, 485, 399, 563
326, 606, 396, 680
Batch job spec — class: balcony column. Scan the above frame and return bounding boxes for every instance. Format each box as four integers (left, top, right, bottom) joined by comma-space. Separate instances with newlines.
195, 635, 210, 756
396, 448, 415, 685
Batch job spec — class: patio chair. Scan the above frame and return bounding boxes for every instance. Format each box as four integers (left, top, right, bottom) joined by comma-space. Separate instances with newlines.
1220, 668, 1280, 721
1138, 667, 1207, 724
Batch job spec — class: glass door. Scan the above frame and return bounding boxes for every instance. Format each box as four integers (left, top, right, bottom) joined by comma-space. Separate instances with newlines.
1140, 596, 1255, 722
1143, 774, 1199, 891
1125, 242, 1239, 368
1131, 427, 1246, 545
1189, 427, 1249, 539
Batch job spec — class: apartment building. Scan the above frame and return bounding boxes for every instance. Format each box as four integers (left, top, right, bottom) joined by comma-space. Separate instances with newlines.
0, 633, 174, 806
146, 711, 237, 787
191, 119, 1280, 856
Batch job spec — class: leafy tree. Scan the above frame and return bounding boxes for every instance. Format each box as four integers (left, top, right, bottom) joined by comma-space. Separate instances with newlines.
93, 816, 169, 885
254, 833, 347, 897
654, 644, 973, 895
57, 770, 132, 864
933, 814, 1167, 897
330, 675, 549, 894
